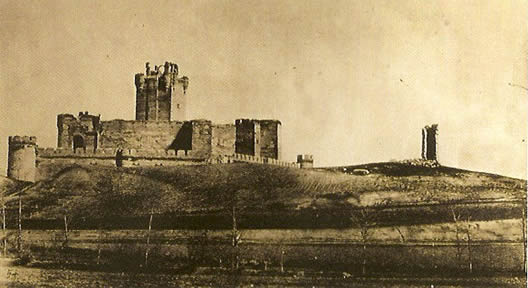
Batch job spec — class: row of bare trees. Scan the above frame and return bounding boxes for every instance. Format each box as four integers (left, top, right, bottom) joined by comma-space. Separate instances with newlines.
349, 203, 527, 275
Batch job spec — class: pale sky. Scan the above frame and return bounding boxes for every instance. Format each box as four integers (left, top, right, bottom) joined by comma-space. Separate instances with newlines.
1, 0, 527, 179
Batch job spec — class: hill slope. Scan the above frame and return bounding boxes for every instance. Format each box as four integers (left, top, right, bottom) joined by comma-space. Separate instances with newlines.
2, 162, 522, 224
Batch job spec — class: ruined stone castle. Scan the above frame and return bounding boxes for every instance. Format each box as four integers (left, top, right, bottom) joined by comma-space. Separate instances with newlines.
7, 62, 306, 183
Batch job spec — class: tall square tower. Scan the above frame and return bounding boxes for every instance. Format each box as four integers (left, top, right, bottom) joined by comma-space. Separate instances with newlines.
135, 62, 189, 121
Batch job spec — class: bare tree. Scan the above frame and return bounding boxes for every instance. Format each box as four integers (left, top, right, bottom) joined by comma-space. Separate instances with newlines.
17, 188, 22, 253
521, 200, 527, 273
465, 216, 474, 274
97, 228, 103, 265
350, 205, 381, 276
145, 209, 154, 268
280, 246, 285, 273
231, 205, 241, 271
2, 194, 6, 256
63, 213, 69, 248
452, 208, 476, 273
451, 209, 462, 268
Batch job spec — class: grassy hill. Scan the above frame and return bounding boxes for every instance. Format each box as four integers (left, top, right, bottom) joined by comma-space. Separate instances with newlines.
1, 162, 525, 229
0, 176, 31, 199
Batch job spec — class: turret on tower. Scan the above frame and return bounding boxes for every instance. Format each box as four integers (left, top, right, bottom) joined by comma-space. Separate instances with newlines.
7, 136, 37, 182
135, 61, 189, 121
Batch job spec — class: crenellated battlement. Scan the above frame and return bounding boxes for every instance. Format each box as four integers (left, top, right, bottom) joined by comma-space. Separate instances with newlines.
214, 153, 298, 168
9, 136, 37, 146
7, 135, 38, 182
297, 154, 313, 161
36, 147, 200, 160
38, 147, 116, 158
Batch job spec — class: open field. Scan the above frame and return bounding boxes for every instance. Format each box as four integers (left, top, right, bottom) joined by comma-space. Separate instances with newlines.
4, 265, 526, 287
1, 223, 524, 275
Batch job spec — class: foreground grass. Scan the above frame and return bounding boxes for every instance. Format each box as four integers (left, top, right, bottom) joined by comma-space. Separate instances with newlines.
5, 265, 526, 288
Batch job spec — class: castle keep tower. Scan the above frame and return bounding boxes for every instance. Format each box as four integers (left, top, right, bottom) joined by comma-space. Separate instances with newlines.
7, 136, 37, 182
135, 62, 189, 121
421, 124, 438, 161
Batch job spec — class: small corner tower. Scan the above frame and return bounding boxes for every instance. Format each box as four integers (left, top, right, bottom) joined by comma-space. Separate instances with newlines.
7, 136, 37, 182
297, 154, 314, 169
421, 124, 438, 161
135, 61, 189, 121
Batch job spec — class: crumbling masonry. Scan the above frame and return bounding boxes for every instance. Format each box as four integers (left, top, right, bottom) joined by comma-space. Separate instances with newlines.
421, 124, 438, 161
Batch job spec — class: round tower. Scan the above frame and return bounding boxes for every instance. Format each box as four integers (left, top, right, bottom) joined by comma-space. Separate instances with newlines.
7, 136, 37, 182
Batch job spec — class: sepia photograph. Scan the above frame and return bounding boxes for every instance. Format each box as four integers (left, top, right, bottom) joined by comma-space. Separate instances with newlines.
0, 0, 527, 287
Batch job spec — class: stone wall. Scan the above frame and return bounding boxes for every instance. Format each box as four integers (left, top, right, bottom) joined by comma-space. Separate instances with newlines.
99, 120, 184, 150
35, 147, 209, 181
235, 119, 259, 156
235, 119, 280, 159
34, 147, 297, 180
53, 118, 242, 163
214, 153, 299, 167
259, 120, 281, 159
211, 124, 236, 157
11, 111, 284, 182
190, 120, 213, 159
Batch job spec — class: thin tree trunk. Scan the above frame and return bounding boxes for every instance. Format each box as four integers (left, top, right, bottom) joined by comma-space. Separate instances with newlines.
466, 217, 473, 274
280, 249, 284, 273
361, 227, 368, 276
522, 206, 526, 273
2, 202, 6, 256
231, 205, 239, 271
432, 241, 436, 271
454, 226, 460, 265
63, 214, 68, 248
467, 231, 472, 273
452, 210, 461, 268
17, 191, 22, 252
97, 226, 102, 265
145, 211, 153, 268
362, 243, 367, 275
